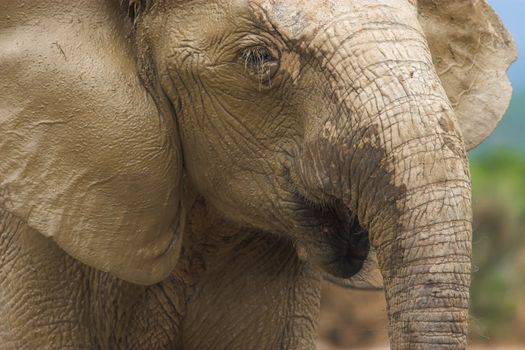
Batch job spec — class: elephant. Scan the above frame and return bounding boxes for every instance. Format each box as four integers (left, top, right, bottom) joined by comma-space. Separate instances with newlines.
0, 0, 516, 349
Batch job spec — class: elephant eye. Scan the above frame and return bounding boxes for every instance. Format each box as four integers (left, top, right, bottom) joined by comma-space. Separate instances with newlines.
242, 46, 274, 66
240, 46, 280, 85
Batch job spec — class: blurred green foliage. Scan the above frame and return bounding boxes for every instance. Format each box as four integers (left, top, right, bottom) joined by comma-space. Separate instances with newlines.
469, 149, 525, 342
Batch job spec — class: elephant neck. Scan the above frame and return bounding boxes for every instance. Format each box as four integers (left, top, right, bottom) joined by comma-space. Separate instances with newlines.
183, 194, 244, 250
174, 195, 251, 284
175, 194, 306, 289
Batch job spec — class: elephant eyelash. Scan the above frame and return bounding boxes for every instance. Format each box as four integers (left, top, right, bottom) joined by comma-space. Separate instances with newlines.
241, 46, 280, 88
242, 46, 275, 66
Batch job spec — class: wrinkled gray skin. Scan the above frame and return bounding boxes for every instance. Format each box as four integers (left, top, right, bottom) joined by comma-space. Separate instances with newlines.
0, 0, 516, 349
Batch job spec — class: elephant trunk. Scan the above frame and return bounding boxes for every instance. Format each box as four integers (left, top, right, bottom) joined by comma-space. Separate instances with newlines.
343, 100, 471, 349
295, 15, 473, 347
333, 97, 472, 348
350, 81, 471, 349
371, 130, 472, 349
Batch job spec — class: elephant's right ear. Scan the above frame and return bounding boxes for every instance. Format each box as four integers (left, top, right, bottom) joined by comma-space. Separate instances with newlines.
0, 1, 183, 285
418, 0, 517, 150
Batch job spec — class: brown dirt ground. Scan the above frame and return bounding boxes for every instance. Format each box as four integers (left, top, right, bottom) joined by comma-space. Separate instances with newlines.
318, 281, 525, 349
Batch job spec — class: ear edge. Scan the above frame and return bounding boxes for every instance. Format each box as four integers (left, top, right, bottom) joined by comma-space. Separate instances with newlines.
419, 0, 518, 150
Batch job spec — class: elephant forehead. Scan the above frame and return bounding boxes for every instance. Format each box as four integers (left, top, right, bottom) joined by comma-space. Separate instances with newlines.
249, 0, 416, 41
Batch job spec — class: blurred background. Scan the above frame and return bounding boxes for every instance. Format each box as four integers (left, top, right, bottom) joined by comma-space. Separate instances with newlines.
318, 0, 525, 348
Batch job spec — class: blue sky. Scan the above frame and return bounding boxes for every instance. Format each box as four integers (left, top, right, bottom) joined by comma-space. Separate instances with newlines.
489, 0, 525, 89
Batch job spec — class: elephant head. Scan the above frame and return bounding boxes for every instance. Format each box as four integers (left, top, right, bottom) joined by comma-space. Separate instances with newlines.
0, 0, 515, 348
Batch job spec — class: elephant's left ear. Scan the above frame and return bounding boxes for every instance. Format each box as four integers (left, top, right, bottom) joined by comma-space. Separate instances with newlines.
418, 0, 517, 150
0, 0, 184, 285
